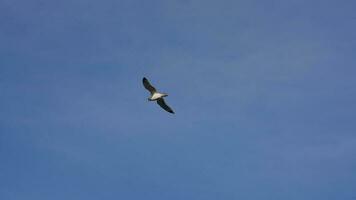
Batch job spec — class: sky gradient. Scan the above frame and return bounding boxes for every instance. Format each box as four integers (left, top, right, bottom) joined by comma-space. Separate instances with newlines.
1, 0, 356, 199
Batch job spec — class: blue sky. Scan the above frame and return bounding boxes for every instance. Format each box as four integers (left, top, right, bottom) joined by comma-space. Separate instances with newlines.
1, 0, 356, 199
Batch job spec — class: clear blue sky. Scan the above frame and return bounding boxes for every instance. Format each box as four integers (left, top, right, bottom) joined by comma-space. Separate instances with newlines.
1, 0, 356, 199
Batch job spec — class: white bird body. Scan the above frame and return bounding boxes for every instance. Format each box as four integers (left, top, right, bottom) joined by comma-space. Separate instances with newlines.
150, 92, 167, 101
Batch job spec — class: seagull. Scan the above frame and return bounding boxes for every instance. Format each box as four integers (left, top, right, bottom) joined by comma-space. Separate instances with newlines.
143, 77, 175, 114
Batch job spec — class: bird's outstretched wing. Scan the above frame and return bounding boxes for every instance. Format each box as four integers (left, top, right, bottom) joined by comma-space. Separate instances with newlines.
143, 77, 156, 94
157, 98, 174, 114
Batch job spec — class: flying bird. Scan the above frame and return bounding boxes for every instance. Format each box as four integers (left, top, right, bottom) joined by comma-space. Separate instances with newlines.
143, 77, 175, 114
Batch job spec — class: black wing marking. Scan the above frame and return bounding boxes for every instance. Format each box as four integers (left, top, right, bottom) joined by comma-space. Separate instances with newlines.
142, 77, 156, 94
157, 98, 174, 114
